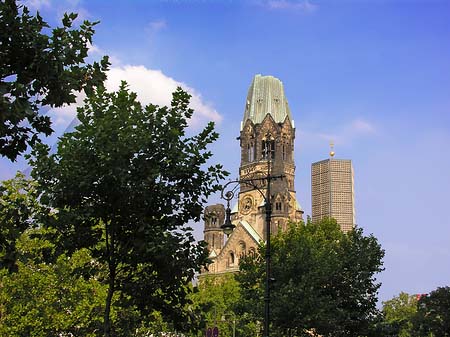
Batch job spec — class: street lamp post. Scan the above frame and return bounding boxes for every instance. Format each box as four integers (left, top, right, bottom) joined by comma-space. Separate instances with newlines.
220, 152, 283, 337
221, 314, 236, 337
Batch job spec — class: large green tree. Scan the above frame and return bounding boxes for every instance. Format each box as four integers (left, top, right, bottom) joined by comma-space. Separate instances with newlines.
29, 83, 228, 337
237, 218, 385, 337
413, 286, 450, 336
0, 0, 109, 160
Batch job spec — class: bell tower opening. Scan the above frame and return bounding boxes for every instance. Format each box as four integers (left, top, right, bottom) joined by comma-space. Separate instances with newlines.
262, 138, 275, 160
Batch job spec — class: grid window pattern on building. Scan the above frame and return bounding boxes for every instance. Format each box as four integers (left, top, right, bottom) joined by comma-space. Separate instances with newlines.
311, 158, 355, 232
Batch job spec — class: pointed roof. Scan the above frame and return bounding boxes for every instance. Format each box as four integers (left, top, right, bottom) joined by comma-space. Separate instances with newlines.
243, 74, 293, 126
240, 220, 263, 243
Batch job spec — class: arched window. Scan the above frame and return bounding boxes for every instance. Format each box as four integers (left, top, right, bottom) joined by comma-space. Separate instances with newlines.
247, 142, 254, 162
262, 139, 275, 159
229, 251, 235, 266
238, 241, 247, 258
249, 247, 256, 257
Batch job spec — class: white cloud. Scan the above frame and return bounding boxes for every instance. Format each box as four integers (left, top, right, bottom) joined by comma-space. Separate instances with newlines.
47, 65, 222, 132
86, 42, 119, 65
23, 0, 50, 10
87, 42, 103, 56
106, 65, 222, 128
265, 0, 318, 12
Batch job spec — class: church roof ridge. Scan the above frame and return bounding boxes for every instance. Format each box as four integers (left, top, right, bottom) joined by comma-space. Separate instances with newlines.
243, 74, 293, 126
239, 219, 263, 243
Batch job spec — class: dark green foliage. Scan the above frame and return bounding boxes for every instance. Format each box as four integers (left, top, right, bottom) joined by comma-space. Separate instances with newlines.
413, 286, 450, 336
0, 0, 109, 160
236, 218, 385, 337
29, 83, 228, 336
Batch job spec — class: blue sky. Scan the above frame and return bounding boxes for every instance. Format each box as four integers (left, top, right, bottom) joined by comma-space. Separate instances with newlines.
2, 0, 450, 303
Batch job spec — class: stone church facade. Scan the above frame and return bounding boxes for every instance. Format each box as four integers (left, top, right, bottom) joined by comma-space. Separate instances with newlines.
202, 74, 304, 275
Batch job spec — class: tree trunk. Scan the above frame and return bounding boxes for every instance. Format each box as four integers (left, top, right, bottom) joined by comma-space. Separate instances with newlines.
104, 222, 116, 337
104, 269, 115, 337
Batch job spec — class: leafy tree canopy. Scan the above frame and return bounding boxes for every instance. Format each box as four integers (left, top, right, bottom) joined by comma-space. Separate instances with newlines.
189, 274, 259, 337
413, 286, 450, 336
381, 292, 418, 337
237, 218, 385, 337
29, 83, 228, 336
0, 172, 43, 272
0, 0, 109, 160
0, 228, 106, 337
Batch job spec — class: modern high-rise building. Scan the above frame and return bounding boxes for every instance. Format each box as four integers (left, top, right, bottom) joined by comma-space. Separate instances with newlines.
311, 151, 355, 232
202, 74, 304, 275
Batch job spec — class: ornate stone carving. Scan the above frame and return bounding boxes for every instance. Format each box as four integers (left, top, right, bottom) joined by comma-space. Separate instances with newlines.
240, 195, 254, 215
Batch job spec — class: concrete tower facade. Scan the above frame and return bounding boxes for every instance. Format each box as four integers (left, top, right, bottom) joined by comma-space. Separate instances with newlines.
203, 74, 303, 275
311, 157, 355, 232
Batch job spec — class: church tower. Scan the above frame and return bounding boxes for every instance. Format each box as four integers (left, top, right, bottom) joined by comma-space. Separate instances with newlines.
235, 74, 303, 239
202, 74, 303, 275
203, 204, 225, 255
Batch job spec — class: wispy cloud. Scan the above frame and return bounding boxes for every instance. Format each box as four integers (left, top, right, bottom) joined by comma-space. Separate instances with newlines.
23, 0, 50, 10
148, 19, 167, 33
50, 0, 92, 22
145, 19, 167, 43
298, 118, 377, 150
23, 0, 91, 24
351, 118, 376, 134
265, 0, 318, 13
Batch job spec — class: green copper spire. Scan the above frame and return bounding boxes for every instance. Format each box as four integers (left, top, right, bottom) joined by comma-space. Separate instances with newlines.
243, 74, 293, 126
